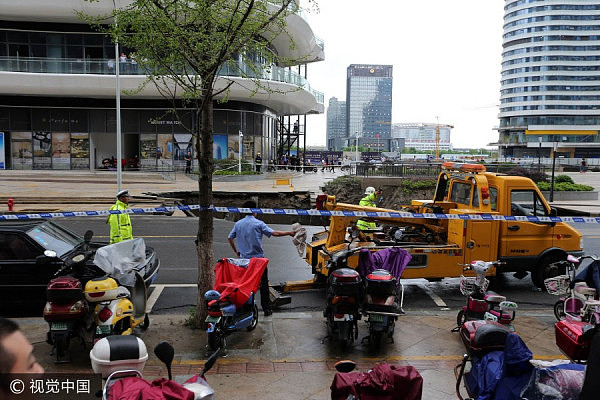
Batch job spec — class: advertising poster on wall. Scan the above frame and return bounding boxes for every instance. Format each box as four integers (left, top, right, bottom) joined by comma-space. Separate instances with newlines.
71, 132, 89, 169
213, 134, 227, 160
52, 132, 70, 169
227, 134, 238, 160
157, 134, 173, 163
0, 132, 5, 169
33, 131, 52, 169
140, 133, 157, 167
11, 132, 33, 170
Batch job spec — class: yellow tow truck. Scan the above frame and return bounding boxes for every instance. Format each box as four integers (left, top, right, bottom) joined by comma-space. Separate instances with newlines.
286, 162, 583, 290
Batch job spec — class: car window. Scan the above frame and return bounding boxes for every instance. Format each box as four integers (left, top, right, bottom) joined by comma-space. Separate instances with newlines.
510, 190, 548, 217
0, 233, 40, 260
472, 185, 480, 207
489, 187, 498, 211
26, 222, 81, 257
450, 181, 472, 205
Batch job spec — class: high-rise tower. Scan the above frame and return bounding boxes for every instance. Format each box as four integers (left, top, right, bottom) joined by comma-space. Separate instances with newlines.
498, 0, 600, 159
346, 64, 392, 151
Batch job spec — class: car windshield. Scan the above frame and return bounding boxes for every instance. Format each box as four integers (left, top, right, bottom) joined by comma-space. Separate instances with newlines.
26, 221, 82, 257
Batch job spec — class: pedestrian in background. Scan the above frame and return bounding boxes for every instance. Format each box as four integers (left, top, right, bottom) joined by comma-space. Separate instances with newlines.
255, 152, 262, 173
185, 151, 192, 174
581, 158, 587, 173
227, 200, 295, 316
107, 190, 133, 244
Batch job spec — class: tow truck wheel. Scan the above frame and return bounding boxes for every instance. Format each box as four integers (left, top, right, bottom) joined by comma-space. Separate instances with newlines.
532, 254, 565, 289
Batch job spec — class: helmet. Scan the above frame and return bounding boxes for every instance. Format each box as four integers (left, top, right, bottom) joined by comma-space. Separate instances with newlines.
364, 187, 376, 195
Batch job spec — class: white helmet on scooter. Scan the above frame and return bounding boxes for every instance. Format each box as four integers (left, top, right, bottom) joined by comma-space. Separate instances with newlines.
364, 186, 376, 195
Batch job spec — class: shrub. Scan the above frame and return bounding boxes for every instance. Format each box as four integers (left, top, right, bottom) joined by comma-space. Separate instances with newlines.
555, 175, 574, 184
536, 181, 593, 191
399, 179, 437, 194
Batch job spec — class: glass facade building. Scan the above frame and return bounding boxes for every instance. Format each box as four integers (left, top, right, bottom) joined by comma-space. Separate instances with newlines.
498, 0, 600, 158
326, 97, 346, 151
0, 2, 324, 170
346, 64, 392, 149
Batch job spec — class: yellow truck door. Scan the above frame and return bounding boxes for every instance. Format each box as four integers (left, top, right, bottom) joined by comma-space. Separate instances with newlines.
499, 188, 554, 267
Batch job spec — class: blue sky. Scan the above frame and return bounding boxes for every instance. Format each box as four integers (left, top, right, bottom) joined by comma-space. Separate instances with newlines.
304, 0, 504, 149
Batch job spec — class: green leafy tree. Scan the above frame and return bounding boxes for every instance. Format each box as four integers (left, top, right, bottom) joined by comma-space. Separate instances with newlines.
81, 0, 316, 327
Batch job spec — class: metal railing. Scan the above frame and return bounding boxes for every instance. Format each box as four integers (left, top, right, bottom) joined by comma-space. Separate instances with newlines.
0, 56, 324, 104
353, 162, 443, 178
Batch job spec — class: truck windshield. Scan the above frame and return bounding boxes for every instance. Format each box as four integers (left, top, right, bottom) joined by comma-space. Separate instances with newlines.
510, 190, 548, 217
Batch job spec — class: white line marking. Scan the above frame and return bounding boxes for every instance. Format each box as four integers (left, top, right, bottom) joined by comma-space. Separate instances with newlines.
151, 283, 197, 288
145, 284, 165, 313
416, 283, 448, 308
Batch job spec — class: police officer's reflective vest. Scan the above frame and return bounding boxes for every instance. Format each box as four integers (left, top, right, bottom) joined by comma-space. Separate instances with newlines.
356, 193, 377, 230
107, 200, 133, 243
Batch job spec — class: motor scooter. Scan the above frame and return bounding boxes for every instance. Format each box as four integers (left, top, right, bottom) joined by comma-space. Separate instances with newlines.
361, 269, 404, 348
453, 260, 518, 332
91, 336, 220, 400
84, 272, 149, 342
204, 257, 267, 351
321, 241, 364, 350
43, 230, 95, 363
544, 254, 600, 323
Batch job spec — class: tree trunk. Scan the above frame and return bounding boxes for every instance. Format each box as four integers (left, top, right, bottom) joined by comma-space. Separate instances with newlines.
194, 95, 215, 328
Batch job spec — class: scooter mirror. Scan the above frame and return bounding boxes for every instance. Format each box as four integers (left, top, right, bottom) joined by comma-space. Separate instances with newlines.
154, 341, 174, 380
334, 360, 356, 373
201, 348, 221, 378
84, 230, 93, 243
44, 250, 57, 258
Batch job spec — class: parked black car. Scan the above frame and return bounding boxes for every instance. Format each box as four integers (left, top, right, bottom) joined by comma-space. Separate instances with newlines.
0, 219, 159, 316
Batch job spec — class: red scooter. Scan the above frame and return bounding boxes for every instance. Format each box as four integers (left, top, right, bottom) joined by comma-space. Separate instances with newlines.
43, 231, 95, 363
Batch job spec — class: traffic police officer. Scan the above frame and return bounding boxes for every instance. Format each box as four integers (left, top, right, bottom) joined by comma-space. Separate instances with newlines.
107, 189, 133, 243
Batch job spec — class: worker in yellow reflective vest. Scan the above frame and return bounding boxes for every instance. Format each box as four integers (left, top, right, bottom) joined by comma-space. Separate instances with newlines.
107, 189, 133, 244
356, 186, 381, 230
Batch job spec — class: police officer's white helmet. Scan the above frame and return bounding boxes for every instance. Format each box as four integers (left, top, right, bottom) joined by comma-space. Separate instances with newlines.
364, 186, 376, 195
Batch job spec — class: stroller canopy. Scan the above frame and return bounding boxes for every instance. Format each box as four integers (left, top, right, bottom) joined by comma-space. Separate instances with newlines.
213, 258, 268, 308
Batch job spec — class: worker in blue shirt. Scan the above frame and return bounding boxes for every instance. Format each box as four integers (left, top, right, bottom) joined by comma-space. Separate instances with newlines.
227, 200, 295, 316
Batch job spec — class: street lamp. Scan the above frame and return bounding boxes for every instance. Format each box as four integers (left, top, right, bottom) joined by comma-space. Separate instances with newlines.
538, 136, 542, 171
355, 131, 359, 163
113, 0, 122, 192
550, 141, 558, 202
238, 130, 243, 174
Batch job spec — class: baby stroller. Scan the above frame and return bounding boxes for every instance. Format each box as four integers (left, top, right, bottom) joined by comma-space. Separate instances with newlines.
204, 258, 268, 350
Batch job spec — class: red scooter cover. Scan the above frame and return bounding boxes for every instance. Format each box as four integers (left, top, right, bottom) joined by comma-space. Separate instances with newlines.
213, 258, 269, 308
108, 377, 194, 400
330, 364, 423, 400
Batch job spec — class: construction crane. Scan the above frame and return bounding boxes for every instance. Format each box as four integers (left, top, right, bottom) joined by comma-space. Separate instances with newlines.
435, 116, 440, 160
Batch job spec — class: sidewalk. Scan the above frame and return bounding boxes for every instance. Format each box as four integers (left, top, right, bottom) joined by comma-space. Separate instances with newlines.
20, 311, 562, 400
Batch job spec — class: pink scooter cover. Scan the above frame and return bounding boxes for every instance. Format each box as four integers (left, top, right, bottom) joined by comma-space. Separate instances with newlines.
213, 258, 269, 308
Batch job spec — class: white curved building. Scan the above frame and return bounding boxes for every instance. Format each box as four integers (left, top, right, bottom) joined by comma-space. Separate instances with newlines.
0, 0, 324, 170
498, 0, 600, 159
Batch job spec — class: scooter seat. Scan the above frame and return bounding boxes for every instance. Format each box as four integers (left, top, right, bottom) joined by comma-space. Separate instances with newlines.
574, 283, 596, 297
484, 292, 506, 303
